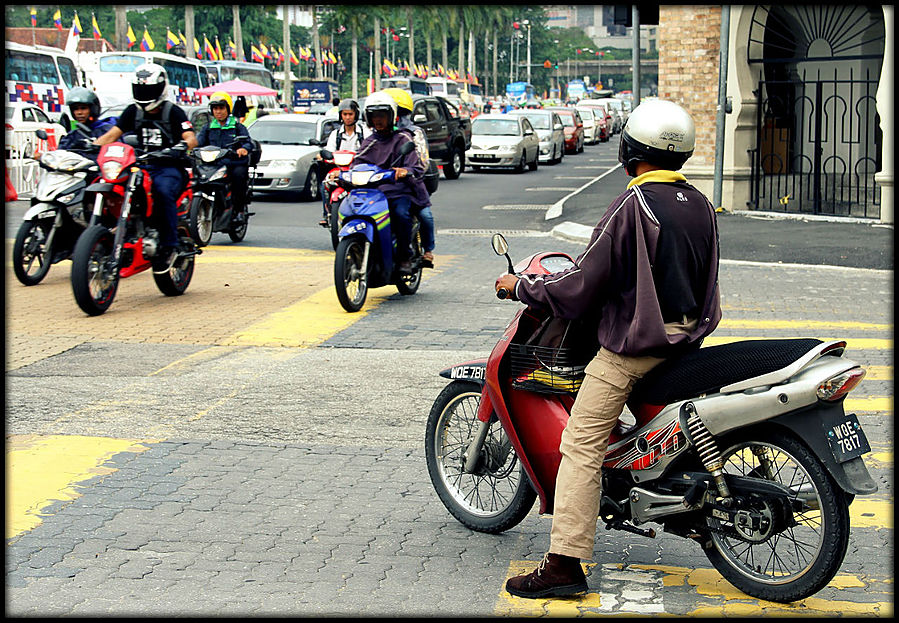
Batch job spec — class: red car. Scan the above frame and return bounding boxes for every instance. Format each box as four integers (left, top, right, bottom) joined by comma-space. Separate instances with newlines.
546, 107, 584, 154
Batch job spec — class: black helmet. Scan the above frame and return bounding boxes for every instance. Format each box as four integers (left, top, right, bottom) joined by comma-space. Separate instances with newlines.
67, 86, 101, 120
337, 98, 360, 124
617, 99, 695, 176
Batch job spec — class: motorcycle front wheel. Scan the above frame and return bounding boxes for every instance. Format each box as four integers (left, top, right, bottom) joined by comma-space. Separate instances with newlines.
13, 218, 54, 286
71, 225, 119, 316
425, 380, 537, 533
188, 195, 214, 247
334, 234, 368, 312
703, 431, 850, 603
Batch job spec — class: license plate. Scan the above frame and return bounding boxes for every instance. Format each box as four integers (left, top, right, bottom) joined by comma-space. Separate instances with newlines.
472, 154, 493, 160
824, 412, 871, 463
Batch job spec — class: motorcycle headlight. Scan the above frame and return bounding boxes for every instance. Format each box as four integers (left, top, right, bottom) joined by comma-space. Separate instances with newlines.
209, 167, 227, 181
351, 171, 374, 185
334, 152, 354, 166
199, 150, 221, 163
101, 161, 124, 180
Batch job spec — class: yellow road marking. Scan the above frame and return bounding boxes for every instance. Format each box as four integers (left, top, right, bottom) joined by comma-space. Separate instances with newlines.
497, 561, 893, 616
718, 319, 892, 332
851, 497, 893, 529
845, 395, 893, 413
864, 365, 892, 380
5, 435, 154, 539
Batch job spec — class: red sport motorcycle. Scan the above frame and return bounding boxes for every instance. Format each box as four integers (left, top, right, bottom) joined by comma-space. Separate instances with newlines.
70, 136, 198, 315
425, 233, 877, 603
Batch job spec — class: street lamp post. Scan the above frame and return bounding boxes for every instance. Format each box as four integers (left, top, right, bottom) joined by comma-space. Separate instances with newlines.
522, 20, 531, 85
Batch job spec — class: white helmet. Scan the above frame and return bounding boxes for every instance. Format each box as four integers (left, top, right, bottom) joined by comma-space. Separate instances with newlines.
618, 99, 695, 175
132, 63, 169, 111
363, 91, 398, 131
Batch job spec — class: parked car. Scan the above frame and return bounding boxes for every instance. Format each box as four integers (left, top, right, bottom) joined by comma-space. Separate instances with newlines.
410, 94, 472, 180
5, 102, 67, 159
247, 113, 341, 201
577, 101, 615, 137
575, 105, 609, 143
506, 109, 565, 165
466, 113, 539, 173
545, 107, 585, 154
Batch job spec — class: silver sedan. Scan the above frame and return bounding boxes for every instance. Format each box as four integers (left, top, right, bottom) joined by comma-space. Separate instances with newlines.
505, 109, 566, 165
466, 114, 540, 172
248, 114, 342, 201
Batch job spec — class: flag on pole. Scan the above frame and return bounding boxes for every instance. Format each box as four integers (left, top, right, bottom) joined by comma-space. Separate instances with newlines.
91, 13, 101, 40
290, 48, 299, 65
72, 12, 83, 36
53, 9, 63, 30
251, 44, 263, 63
328, 50, 337, 65
228, 39, 237, 60
126, 24, 137, 48
140, 28, 154, 51
215, 37, 224, 61
203, 35, 216, 60
166, 29, 179, 51
193, 37, 202, 59
278, 46, 285, 66
30, 8, 37, 27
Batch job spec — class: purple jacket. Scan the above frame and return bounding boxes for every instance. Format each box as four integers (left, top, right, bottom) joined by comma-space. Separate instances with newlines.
354, 130, 429, 206
515, 171, 722, 357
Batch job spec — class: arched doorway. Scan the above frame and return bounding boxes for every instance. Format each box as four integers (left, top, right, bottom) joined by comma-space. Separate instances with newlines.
747, 5, 885, 217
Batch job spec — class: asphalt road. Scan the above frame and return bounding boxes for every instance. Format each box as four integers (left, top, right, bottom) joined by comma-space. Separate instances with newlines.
5, 136, 894, 616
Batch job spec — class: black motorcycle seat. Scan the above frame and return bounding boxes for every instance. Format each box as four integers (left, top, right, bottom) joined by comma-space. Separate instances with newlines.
629, 338, 824, 406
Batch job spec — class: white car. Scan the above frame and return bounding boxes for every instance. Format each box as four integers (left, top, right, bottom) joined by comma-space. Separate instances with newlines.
5, 102, 67, 160
467, 114, 540, 172
505, 109, 566, 165
247, 114, 342, 201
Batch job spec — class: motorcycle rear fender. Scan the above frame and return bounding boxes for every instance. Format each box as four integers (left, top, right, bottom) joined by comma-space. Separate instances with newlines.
439, 360, 488, 385
768, 404, 878, 495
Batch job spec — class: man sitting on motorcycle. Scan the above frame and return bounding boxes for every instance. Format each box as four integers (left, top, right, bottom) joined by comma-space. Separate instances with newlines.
196, 91, 254, 222
57, 87, 117, 154
495, 99, 722, 599
94, 63, 198, 274
383, 88, 436, 266
353, 91, 428, 274
319, 98, 369, 227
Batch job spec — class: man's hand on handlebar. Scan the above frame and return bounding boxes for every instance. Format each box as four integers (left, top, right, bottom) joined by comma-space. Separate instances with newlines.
394, 167, 409, 179
495, 273, 520, 300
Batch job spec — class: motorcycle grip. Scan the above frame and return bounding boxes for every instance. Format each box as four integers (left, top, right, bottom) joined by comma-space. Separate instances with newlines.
496, 288, 510, 300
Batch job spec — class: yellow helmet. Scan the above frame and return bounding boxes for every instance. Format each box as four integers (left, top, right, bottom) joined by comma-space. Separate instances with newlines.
208, 91, 234, 115
383, 87, 413, 115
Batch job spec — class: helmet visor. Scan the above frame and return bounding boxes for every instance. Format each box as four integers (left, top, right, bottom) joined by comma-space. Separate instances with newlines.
133, 82, 164, 104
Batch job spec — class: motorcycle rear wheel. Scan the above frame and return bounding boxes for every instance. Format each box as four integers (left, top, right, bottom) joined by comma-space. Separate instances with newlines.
71, 225, 119, 316
228, 205, 249, 243
13, 218, 54, 286
703, 431, 850, 603
334, 234, 368, 312
329, 205, 340, 250
188, 195, 214, 247
153, 248, 195, 296
425, 380, 537, 534
396, 227, 423, 296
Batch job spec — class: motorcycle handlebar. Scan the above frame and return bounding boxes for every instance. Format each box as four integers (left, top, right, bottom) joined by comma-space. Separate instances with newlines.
496, 288, 510, 300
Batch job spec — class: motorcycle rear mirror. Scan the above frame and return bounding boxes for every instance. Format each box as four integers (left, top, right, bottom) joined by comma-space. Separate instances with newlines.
122, 134, 140, 147
399, 140, 415, 156
492, 233, 515, 274
58, 111, 71, 131
35, 129, 48, 140
320, 149, 334, 161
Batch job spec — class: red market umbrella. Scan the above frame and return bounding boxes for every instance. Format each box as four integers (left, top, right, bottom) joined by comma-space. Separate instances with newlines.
196, 78, 277, 97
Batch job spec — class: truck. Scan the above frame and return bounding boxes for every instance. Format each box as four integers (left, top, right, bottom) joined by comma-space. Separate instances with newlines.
291, 79, 339, 112
410, 94, 472, 180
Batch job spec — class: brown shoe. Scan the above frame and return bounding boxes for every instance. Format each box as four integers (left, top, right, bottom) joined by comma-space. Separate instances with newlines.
505, 553, 588, 599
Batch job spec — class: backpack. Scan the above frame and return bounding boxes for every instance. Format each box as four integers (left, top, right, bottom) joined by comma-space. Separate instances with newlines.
133, 101, 176, 146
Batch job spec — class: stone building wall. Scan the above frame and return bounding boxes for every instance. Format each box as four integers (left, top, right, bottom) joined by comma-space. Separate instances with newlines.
656, 6, 722, 168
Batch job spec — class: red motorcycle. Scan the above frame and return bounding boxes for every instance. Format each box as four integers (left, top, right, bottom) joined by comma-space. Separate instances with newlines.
70, 136, 198, 315
319, 148, 356, 249
425, 233, 877, 603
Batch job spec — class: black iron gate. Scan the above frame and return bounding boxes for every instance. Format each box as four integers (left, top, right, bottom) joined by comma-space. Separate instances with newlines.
749, 70, 881, 218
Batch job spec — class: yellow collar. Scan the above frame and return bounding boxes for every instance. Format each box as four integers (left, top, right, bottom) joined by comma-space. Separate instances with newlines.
626, 170, 687, 189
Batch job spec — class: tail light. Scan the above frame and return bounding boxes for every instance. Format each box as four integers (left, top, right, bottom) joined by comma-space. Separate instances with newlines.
817, 367, 866, 401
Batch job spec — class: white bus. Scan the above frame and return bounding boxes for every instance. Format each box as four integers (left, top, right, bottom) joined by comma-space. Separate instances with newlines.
203, 60, 276, 90
5, 41, 83, 117
80, 51, 214, 108
426, 77, 461, 99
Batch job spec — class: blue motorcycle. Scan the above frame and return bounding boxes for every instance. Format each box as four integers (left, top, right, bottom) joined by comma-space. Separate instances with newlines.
329, 142, 424, 312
